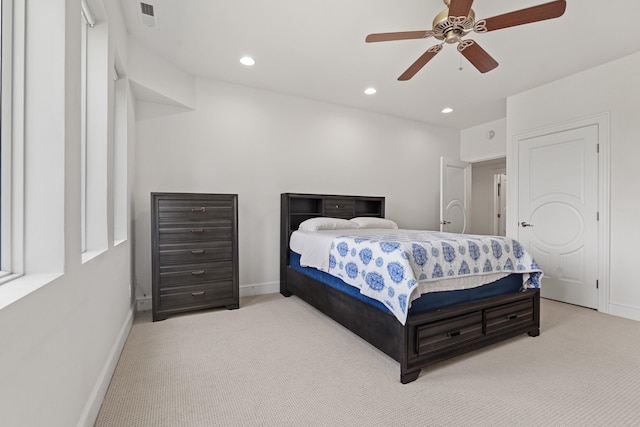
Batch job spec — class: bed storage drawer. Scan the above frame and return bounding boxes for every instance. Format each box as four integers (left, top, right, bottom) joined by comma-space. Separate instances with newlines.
484, 298, 534, 334
416, 311, 483, 356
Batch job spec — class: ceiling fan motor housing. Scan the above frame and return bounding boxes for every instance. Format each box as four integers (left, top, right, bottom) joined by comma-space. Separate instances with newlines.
433, 7, 475, 43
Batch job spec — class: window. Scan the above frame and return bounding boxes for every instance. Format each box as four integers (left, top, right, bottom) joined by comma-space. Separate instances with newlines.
1, 0, 25, 283
113, 58, 127, 244
80, 3, 88, 252
80, 0, 109, 261
1, 0, 7, 275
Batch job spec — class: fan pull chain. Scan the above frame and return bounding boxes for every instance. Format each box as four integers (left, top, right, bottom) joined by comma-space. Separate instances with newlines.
459, 52, 463, 71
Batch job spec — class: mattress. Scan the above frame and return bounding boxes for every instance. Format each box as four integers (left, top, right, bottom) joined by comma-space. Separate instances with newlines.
290, 228, 543, 324
289, 250, 524, 316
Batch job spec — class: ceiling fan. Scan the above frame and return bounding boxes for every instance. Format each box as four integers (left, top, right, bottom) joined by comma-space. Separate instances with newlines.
366, 0, 567, 80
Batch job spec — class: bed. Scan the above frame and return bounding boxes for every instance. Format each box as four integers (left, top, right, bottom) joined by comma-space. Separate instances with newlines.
280, 193, 541, 383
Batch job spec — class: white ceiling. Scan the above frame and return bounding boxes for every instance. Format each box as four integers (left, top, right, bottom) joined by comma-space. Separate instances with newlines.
119, 0, 640, 130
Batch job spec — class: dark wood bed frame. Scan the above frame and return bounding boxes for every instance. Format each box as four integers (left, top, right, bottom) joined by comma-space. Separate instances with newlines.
280, 193, 540, 383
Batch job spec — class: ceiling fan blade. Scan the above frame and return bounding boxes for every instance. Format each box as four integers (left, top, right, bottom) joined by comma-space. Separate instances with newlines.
448, 0, 474, 19
458, 40, 498, 73
366, 30, 433, 43
398, 45, 443, 81
479, 0, 566, 32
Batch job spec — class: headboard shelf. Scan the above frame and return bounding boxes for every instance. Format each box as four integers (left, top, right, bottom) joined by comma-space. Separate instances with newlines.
282, 193, 385, 234
280, 193, 386, 295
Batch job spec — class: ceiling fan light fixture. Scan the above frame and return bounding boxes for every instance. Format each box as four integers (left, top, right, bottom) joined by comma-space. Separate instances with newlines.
442, 107, 454, 114
364, 88, 377, 95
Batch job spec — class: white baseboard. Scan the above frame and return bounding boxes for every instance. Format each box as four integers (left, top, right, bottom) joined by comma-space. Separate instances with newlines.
135, 282, 279, 312
608, 303, 640, 321
78, 304, 135, 427
240, 281, 279, 297
136, 296, 152, 312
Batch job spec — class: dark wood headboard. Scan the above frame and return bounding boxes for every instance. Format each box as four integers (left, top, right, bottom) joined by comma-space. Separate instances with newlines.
279, 193, 385, 294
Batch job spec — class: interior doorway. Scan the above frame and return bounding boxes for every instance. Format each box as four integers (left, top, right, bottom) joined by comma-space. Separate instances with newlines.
469, 158, 506, 235
493, 173, 507, 236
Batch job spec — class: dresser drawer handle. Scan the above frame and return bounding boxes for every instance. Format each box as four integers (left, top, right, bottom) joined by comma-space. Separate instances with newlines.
191, 291, 206, 296
191, 228, 204, 233
191, 207, 206, 212
191, 249, 206, 255
506, 313, 518, 320
191, 270, 205, 276
446, 331, 461, 338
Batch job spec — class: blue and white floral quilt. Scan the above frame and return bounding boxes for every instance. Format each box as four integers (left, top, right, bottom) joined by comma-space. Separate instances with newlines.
323, 230, 542, 325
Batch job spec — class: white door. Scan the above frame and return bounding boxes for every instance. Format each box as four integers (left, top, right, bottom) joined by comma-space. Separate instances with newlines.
440, 157, 471, 233
517, 125, 599, 308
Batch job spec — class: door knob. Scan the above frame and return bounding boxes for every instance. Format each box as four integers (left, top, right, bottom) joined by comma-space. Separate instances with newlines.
441, 220, 451, 225
520, 221, 533, 227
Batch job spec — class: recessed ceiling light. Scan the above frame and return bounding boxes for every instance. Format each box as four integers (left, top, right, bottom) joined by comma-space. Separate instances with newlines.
364, 87, 377, 95
441, 107, 454, 114
240, 56, 255, 66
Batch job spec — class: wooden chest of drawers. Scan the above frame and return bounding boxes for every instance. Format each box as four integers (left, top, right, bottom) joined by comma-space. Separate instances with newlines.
151, 193, 239, 321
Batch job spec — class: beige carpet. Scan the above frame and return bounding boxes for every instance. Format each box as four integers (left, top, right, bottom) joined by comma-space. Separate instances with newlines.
95, 294, 640, 427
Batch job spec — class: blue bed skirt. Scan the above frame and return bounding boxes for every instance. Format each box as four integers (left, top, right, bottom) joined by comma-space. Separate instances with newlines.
289, 251, 524, 315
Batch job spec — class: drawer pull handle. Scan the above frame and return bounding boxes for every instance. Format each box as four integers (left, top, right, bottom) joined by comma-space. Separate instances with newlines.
191, 270, 205, 276
191, 207, 206, 213
506, 313, 518, 320
191, 228, 204, 233
447, 331, 461, 338
191, 249, 206, 255
191, 291, 206, 296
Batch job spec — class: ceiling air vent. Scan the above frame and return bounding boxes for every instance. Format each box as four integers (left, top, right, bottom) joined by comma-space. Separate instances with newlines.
139, 2, 159, 29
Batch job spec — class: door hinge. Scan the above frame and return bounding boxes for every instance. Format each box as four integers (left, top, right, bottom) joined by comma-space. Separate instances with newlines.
597, 212, 600, 221
597, 143, 600, 153
596, 280, 599, 289
497, 182, 501, 197
497, 213, 501, 218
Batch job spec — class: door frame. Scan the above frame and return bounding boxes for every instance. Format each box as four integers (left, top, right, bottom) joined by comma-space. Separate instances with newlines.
508, 112, 610, 313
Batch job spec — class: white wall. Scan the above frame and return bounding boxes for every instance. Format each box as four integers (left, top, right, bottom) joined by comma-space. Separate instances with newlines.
0, 1, 137, 426
507, 51, 640, 320
133, 78, 460, 299
127, 37, 196, 109
460, 118, 506, 162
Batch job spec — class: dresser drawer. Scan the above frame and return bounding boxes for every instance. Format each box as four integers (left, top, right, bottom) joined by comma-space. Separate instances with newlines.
485, 298, 534, 335
416, 311, 483, 356
159, 261, 233, 287
158, 225, 233, 244
159, 242, 233, 265
159, 282, 235, 310
157, 199, 234, 224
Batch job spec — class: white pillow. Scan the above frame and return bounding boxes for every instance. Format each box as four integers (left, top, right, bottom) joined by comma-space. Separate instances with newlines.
350, 217, 398, 229
298, 217, 359, 232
